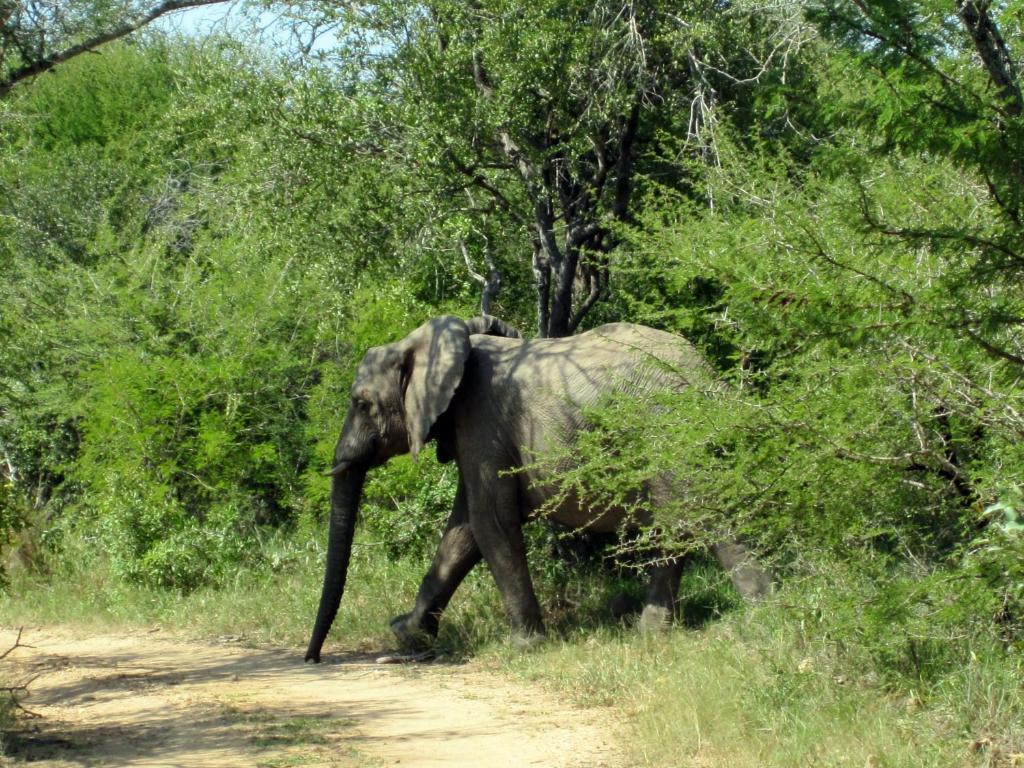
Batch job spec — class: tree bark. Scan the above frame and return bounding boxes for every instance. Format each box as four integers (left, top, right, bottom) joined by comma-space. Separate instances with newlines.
957, 1, 1023, 118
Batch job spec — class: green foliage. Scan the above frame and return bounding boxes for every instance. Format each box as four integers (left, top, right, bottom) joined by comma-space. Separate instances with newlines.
301, 0, 809, 336
502, 581, 1023, 766
72, 337, 311, 588
0, 36, 466, 587
1, 5, 1023, 759
809, 0, 1024, 361
533, 37, 1023, 727
966, 494, 1024, 639
16, 43, 173, 150
360, 451, 458, 560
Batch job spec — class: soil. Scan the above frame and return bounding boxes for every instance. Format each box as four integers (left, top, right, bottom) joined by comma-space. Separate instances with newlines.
0, 627, 623, 768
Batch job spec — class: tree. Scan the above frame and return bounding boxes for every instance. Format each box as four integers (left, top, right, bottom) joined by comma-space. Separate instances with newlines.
809, 0, 1024, 367
312, 0, 807, 336
0, 0, 230, 96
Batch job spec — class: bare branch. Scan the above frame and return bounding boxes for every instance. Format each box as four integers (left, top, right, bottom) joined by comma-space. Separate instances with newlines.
611, 98, 641, 221
458, 238, 502, 315
568, 262, 608, 334
1, 627, 41, 717
531, 239, 551, 337
0, 627, 26, 659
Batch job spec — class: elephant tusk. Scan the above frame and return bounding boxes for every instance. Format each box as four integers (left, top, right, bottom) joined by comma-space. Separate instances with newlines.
323, 461, 351, 477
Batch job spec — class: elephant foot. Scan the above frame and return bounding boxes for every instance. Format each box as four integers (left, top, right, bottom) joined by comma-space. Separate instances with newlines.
510, 630, 545, 651
389, 612, 437, 652
711, 541, 774, 600
509, 634, 544, 651
375, 649, 437, 664
637, 604, 672, 632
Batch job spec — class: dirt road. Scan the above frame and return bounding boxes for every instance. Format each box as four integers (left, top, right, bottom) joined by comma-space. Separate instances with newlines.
1, 628, 623, 767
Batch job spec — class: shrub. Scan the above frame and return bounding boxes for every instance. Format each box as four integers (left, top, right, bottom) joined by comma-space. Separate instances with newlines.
360, 451, 459, 560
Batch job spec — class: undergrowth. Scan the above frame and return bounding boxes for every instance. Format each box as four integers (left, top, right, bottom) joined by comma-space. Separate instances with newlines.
3, 532, 1022, 767
497, 563, 1024, 768
0, 680, 12, 757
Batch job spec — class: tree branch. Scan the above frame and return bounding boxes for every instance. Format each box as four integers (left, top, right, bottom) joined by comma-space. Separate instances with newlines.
803, 217, 917, 307
459, 238, 502, 315
0, 627, 27, 660
531, 238, 551, 337
957, 0, 1023, 118
858, 182, 1024, 270
0, 0, 230, 97
841, 2, 972, 112
568, 262, 607, 334
961, 326, 1024, 367
445, 150, 518, 216
611, 98, 641, 221
1, 627, 41, 717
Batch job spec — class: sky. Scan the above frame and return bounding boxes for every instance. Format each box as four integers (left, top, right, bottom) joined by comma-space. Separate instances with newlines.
154, 2, 244, 36
153, 2, 340, 56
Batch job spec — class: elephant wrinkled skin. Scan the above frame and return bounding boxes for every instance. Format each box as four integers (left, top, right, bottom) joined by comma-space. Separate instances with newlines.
305, 315, 769, 662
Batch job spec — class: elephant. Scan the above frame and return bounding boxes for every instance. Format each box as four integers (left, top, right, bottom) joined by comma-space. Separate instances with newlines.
304, 315, 770, 662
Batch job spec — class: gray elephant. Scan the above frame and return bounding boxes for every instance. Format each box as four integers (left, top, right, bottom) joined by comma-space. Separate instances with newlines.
305, 315, 769, 662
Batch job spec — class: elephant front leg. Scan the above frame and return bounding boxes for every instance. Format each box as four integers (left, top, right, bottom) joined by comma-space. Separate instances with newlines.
391, 483, 482, 650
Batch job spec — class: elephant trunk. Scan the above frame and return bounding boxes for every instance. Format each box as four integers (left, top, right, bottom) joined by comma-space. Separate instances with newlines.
305, 468, 366, 663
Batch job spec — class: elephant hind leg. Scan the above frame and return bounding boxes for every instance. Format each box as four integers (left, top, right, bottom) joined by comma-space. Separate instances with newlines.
711, 540, 773, 599
638, 555, 684, 631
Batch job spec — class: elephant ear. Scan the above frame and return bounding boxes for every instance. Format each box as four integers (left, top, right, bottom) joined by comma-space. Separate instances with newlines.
400, 316, 471, 459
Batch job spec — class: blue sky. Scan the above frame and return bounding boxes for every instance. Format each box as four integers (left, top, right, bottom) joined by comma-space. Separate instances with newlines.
154, 2, 248, 36
153, 2, 340, 56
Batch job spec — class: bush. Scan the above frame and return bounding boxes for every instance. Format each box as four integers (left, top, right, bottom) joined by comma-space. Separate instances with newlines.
360, 451, 459, 560
86, 465, 254, 591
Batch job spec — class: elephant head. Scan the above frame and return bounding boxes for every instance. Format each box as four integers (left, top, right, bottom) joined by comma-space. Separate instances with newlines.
305, 315, 510, 662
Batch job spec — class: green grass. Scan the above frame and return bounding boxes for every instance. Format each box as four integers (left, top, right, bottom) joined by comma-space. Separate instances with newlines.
2, 537, 1022, 768
497, 624, 972, 767
0, 532, 435, 649
490, 565, 1024, 768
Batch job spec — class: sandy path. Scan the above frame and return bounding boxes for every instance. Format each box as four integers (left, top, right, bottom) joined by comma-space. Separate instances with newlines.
1, 628, 623, 768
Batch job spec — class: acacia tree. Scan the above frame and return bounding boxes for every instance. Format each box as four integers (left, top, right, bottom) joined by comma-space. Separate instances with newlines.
810, 0, 1024, 367
0, 0, 233, 96
315, 0, 806, 337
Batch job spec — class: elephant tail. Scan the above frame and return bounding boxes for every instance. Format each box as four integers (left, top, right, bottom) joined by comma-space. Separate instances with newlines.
465, 315, 522, 339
